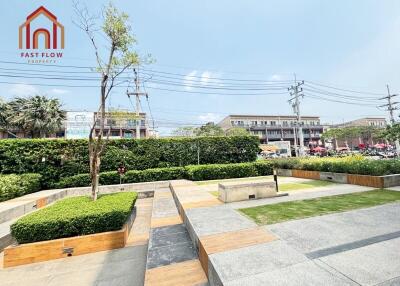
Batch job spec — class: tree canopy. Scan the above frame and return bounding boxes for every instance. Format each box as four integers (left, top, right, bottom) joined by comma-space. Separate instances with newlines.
1, 95, 65, 138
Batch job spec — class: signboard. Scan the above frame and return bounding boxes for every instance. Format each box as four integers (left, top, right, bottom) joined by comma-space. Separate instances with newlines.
65, 112, 94, 139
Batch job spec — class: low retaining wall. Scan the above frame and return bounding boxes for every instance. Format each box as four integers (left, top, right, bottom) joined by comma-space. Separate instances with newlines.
3, 208, 137, 268
0, 181, 168, 224
277, 169, 400, 188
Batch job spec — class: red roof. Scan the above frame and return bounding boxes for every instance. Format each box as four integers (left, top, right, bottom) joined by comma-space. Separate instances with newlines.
26, 6, 57, 21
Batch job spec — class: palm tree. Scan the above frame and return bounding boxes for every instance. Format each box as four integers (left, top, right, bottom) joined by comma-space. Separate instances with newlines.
8, 95, 66, 138
0, 97, 9, 129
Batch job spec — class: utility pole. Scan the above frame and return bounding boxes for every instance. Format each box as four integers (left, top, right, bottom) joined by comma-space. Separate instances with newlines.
288, 74, 305, 156
379, 84, 400, 154
127, 68, 148, 139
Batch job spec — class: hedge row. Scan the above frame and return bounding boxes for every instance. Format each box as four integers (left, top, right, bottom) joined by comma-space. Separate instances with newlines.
0, 173, 42, 202
55, 161, 274, 188
11, 192, 138, 244
271, 156, 400, 176
0, 136, 259, 187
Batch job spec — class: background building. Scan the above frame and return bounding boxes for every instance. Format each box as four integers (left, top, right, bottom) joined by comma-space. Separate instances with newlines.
0, 111, 150, 139
218, 114, 324, 146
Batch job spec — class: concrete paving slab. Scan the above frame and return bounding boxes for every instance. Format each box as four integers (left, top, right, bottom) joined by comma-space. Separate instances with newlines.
319, 237, 400, 286
185, 206, 256, 238
147, 223, 198, 269
228, 183, 374, 209
208, 240, 307, 284
0, 244, 148, 286
147, 242, 198, 269
224, 261, 357, 286
268, 203, 400, 253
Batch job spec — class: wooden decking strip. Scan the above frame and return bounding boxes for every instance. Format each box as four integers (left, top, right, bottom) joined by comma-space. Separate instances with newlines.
145, 259, 208, 286
150, 215, 183, 228
198, 227, 277, 274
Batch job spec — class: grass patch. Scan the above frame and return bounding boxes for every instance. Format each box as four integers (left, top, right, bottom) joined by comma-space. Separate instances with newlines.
209, 191, 219, 197
195, 175, 272, 186
11, 192, 137, 244
239, 189, 400, 225
279, 180, 334, 192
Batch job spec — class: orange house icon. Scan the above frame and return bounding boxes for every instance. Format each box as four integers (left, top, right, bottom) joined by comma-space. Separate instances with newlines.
19, 6, 64, 49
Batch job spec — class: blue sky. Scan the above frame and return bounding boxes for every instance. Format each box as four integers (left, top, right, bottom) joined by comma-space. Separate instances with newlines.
1, 0, 400, 135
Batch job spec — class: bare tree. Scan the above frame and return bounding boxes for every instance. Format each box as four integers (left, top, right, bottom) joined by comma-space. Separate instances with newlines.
73, 2, 142, 200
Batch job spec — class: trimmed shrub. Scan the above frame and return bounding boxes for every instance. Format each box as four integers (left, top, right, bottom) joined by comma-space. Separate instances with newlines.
0, 136, 259, 187
56, 167, 187, 188
10, 192, 138, 244
271, 157, 400, 176
0, 173, 42, 202
55, 162, 275, 188
186, 163, 258, 181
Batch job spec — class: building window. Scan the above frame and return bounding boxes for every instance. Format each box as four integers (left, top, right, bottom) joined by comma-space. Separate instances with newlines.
282, 121, 288, 126
270, 121, 276, 126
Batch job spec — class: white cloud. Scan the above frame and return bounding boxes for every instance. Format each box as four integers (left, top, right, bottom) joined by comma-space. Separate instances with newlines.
197, 113, 222, 123
50, 88, 69, 95
183, 70, 197, 90
270, 74, 282, 81
9, 83, 38, 96
200, 71, 211, 85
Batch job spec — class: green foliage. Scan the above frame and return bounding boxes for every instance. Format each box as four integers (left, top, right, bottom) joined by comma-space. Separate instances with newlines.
0, 173, 42, 202
225, 127, 250, 137
6, 95, 66, 138
56, 162, 274, 188
56, 167, 187, 188
321, 126, 384, 142
272, 157, 400, 176
11, 192, 137, 244
186, 163, 258, 181
383, 123, 400, 141
186, 161, 273, 181
0, 136, 259, 187
195, 123, 224, 136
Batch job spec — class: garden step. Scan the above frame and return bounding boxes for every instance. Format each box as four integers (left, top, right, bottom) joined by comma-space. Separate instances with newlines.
144, 187, 208, 285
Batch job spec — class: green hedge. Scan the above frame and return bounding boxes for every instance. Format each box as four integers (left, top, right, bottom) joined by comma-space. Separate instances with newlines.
0, 173, 42, 202
55, 167, 187, 188
271, 157, 400, 176
10, 192, 137, 244
0, 136, 259, 187
55, 162, 274, 188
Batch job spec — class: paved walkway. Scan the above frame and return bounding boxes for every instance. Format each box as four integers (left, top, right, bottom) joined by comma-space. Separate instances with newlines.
170, 180, 400, 285
144, 187, 208, 286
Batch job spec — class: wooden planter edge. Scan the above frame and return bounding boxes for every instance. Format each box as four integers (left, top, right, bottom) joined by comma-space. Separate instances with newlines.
3, 207, 136, 268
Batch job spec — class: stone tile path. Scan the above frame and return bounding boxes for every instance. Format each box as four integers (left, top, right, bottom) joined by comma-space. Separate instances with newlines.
144, 187, 208, 286
170, 179, 400, 285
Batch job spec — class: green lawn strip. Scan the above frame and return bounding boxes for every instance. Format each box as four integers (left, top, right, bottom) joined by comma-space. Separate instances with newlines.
209, 191, 219, 197
11, 192, 138, 244
239, 189, 400, 225
278, 180, 334, 192
195, 176, 272, 186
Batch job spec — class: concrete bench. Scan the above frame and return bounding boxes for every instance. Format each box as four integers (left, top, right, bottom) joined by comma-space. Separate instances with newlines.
218, 181, 277, 203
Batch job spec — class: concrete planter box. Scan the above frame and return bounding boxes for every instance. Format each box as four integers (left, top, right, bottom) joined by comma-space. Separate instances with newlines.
3, 208, 136, 268
319, 172, 348, 184
278, 168, 400, 188
218, 181, 277, 203
276, 169, 292, 177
